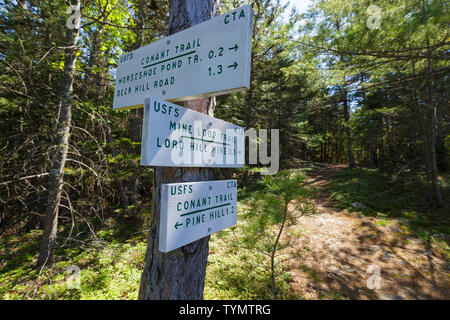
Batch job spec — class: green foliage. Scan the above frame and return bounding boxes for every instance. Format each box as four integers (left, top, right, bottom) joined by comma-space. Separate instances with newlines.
242, 171, 315, 250
0, 0, 448, 300
205, 228, 289, 299
1, 171, 317, 300
239, 170, 316, 298
206, 166, 317, 299
217, 0, 320, 168
0, 222, 146, 300
330, 167, 447, 213
329, 167, 450, 251
297, 0, 449, 173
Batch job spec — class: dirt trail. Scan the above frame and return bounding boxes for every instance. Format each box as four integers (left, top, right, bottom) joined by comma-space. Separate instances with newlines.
286, 165, 450, 300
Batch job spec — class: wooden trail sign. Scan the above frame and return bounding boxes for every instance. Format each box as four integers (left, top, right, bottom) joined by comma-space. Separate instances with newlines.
140, 96, 245, 167
159, 179, 237, 252
113, 5, 253, 110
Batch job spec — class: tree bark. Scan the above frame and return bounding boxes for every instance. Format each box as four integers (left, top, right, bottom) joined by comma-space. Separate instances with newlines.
104, 112, 129, 207
127, 0, 148, 207
138, 0, 220, 300
37, 1, 80, 269
423, 1, 444, 207
343, 86, 356, 168
128, 108, 143, 206
425, 56, 443, 207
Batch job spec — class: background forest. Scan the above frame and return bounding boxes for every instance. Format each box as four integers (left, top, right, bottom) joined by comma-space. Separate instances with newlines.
0, 0, 448, 300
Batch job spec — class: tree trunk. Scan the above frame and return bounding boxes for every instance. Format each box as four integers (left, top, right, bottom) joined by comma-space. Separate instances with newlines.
435, 103, 448, 171
126, 0, 148, 207
425, 50, 443, 207
128, 108, 143, 206
104, 112, 129, 207
423, 1, 444, 207
37, 2, 80, 269
343, 86, 356, 168
378, 117, 385, 167
138, 0, 220, 300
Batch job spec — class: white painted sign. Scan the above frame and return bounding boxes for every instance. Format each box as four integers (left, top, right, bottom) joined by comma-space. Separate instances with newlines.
141, 96, 244, 167
159, 179, 238, 252
113, 5, 253, 110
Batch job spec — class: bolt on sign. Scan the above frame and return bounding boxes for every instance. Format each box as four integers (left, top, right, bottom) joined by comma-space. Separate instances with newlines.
159, 180, 237, 252
141, 97, 244, 167
113, 5, 253, 110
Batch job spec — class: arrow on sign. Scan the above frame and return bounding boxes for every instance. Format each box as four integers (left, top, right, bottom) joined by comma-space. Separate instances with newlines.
175, 221, 183, 229
228, 44, 238, 52
227, 62, 238, 70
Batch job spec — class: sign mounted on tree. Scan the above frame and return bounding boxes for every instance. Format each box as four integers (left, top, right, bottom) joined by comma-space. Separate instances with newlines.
113, 5, 253, 110
140, 96, 244, 167
159, 179, 238, 252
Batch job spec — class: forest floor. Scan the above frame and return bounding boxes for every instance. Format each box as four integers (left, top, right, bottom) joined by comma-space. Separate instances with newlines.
286, 165, 450, 300
1, 165, 448, 300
